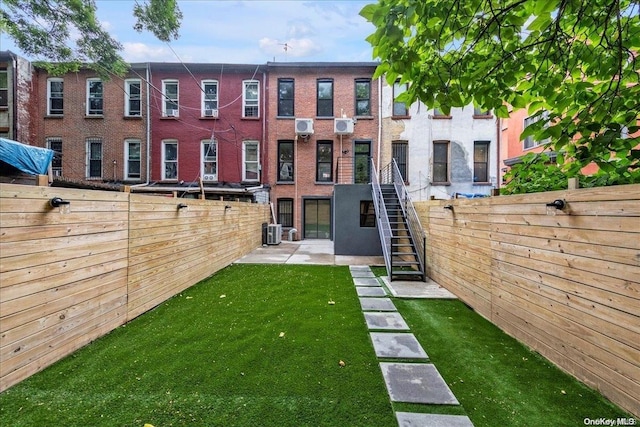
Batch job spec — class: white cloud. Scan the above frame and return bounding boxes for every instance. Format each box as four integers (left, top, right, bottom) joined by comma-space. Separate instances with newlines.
122, 42, 174, 62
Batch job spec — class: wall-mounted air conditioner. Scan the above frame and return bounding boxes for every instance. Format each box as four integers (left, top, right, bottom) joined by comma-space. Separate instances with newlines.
204, 109, 218, 118
267, 224, 282, 245
334, 118, 354, 134
295, 118, 314, 135
166, 109, 178, 117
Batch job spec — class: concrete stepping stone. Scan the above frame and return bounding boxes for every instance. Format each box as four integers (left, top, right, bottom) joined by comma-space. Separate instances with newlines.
370, 332, 428, 359
364, 312, 409, 330
349, 265, 371, 271
359, 297, 396, 312
380, 362, 459, 404
356, 287, 387, 297
396, 412, 474, 427
353, 277, 381, 287
351, 270, 376, 278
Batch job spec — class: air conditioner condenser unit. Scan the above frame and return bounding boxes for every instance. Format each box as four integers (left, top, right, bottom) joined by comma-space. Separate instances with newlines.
267, 224, 282, 245
295, 118, 314, 135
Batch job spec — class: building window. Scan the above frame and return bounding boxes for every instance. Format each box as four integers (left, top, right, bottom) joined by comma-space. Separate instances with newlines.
355, 79, 371, 116
202, 80, 218, 116
125, 139, 141, 180
278, 140, 294, 182
277, 198, 294, 228
47, 78, 63, 115
474, 106, 491, 116
87, 137, 102, 178
316, 141, 333, 182
432, 141, 449, 184
202, 140, 217, 181
392, 81, 408, 116
392, 141, 408, 183
162, 140, 178, 180
0, 69, 7, 107
523, 111, 549, 149
433, 108, 451, 118
243, 141, 259, 181
354, 141, 371, 184
360, 201, 376, 227
86, 79, 103, 115
125, 79, 141, 116
47, 137, 62, 177
278, 78, 294, 117
317, 79, 333, 117
243, 80, 259, 117
162, 80, 179, 117
473, 141, 490, 183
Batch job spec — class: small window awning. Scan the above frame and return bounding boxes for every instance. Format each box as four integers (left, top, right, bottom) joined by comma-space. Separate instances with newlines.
0, 138, 54, 176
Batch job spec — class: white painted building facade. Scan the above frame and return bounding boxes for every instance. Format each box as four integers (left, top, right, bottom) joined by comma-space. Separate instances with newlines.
379, 79, 499, 201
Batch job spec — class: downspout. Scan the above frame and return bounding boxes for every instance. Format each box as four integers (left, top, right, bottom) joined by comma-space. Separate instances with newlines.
496, 116, 501, 191
262, 70, 267, 188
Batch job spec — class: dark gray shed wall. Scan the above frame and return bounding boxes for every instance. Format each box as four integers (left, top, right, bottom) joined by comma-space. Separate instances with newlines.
333, 184, 383, 256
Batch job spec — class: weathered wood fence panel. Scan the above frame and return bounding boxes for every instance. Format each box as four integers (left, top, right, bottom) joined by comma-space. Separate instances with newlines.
0, 184, 270, 392
415, 184, 640, 417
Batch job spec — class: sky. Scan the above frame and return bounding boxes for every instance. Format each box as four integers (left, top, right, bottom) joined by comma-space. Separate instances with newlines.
0, 0, 378, 64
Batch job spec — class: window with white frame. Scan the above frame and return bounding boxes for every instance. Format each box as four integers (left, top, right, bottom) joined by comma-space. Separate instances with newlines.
47, 137, 62, 177
243, 141, 259, 181
86, 79, 103, 115
125, 79, 141, 116
523, 111, 549, 149
162, 140, 178, 180
201, 139, 217, 181
202, 80, 218, 117
47, 78, 64, 115
87, 137, 102, 178
243, 80, 259, 117
162, 80, 179, 116
432, 141, 450, 184
125, 139, 141, 180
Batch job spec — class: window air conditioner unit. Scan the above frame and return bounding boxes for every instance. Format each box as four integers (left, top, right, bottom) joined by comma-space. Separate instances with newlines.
295, 118, 314, 135
334, 118, 354, 134
267, 224, 282, 245
203, 174, 216, 181
166, 109, 178, 117
204, 109, 218, 118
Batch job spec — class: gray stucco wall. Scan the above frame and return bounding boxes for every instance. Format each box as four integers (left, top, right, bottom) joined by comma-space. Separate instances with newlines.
333, 184, 383, 256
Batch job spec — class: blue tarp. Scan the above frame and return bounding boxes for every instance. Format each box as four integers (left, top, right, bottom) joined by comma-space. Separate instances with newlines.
0, 137, 54, 175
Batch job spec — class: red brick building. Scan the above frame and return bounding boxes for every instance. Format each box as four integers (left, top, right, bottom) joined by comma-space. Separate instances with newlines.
32, 65, 148, 183
265, 62, 379, 239
143, 63, 267, 201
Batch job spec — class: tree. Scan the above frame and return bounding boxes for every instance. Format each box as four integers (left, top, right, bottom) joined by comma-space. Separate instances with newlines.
361, 0, 640, 191
0, 0, 182, 77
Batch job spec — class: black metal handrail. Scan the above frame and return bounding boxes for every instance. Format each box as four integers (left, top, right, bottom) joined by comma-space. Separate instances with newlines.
370, 159, 392, 275
380, 159, 426, 279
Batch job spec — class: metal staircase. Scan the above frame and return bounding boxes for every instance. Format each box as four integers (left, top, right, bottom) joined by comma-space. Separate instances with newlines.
371, 159, 426, 281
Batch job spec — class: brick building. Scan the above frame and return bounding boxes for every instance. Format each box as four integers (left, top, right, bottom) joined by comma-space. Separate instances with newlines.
32, 64, 148, 183
0, 51, 34, 143
265, 62, 379, 239
141, 63, 267, 201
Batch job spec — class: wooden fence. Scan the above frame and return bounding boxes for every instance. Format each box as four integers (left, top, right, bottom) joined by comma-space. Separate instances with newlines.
415, 184, 640, 417
0, 184, 270, 392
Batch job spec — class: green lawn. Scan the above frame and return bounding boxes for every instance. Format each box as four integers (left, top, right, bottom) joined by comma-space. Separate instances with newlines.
0, 265, 395, 427
0, 264, 633, 426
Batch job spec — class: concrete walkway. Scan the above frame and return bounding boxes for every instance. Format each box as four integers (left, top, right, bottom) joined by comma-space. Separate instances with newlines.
235, 240, 473, 426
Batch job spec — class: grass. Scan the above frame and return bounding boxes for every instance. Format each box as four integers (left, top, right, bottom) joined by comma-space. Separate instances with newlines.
1, 264, 633, 426
0, 264, 395, 427
392, 299, 632, 426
